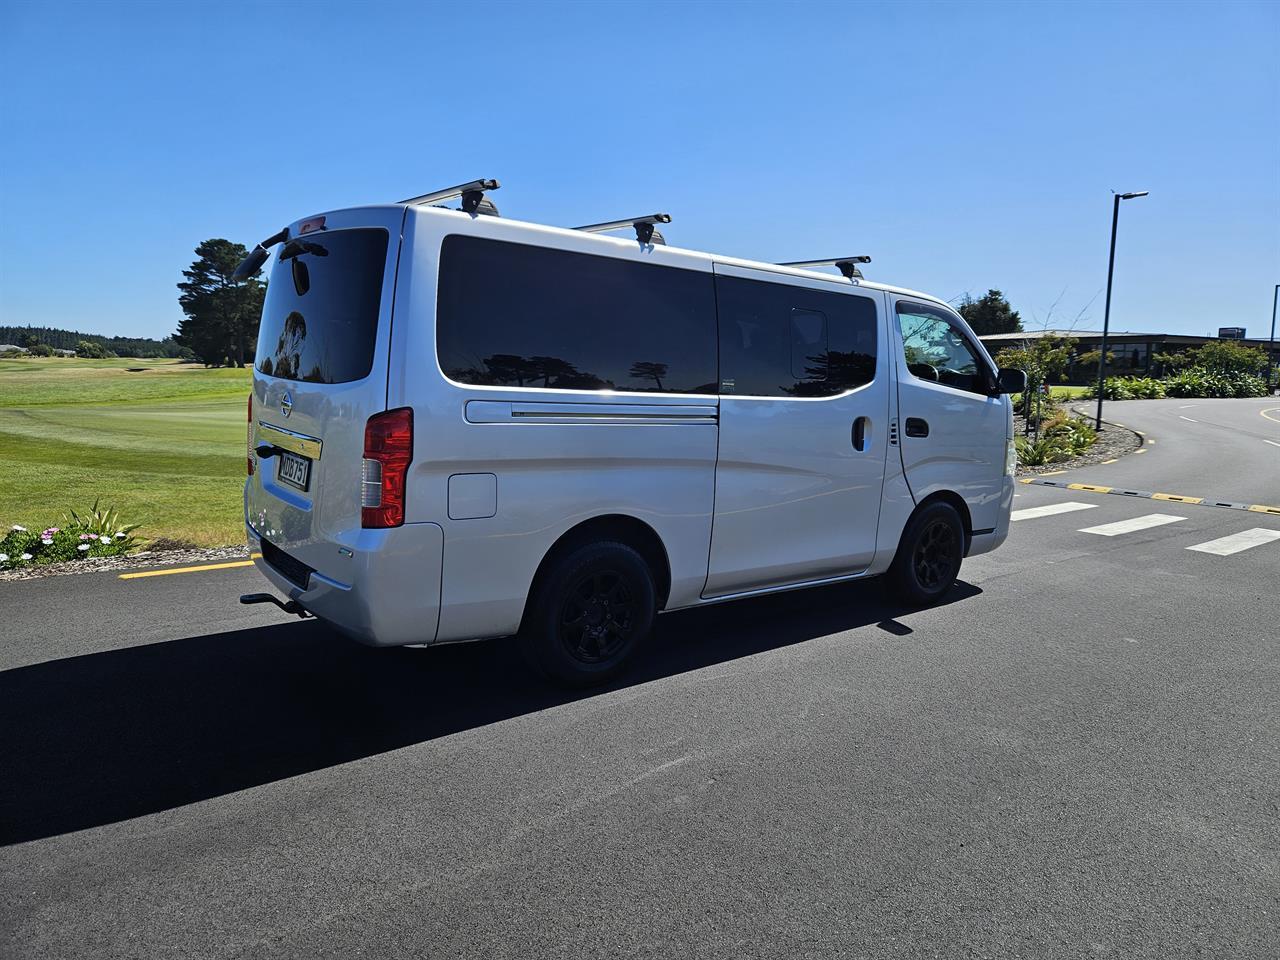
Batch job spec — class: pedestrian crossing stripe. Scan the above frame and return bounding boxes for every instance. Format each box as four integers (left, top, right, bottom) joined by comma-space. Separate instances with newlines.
1186, 529, 1280, 556
1020, 477, 1280, 516
1011, 502, 1098, 521
1079, 514, 1187, 537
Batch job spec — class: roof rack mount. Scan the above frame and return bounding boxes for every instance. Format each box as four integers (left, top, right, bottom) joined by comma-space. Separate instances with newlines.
779, 256, 871, 280
401, 178, 501, 215
575, 213, 671, 245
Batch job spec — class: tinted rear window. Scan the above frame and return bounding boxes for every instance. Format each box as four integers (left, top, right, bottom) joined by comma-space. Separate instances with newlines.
255, 228, 389, 384
436, 235, 717, 394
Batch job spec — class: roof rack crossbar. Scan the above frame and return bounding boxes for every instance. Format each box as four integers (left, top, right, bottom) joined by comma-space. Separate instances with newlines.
400, 178, 501, 214
575, 213, 672, 245
779, 256, 871, 280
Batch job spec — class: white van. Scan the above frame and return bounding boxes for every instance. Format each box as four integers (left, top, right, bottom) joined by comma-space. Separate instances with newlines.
240, 180, 1025, 685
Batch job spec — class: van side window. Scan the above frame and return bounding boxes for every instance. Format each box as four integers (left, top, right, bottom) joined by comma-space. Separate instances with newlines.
715, 275, 877, 398
895, 301, 991, 395
437, 235, 717, 394
790, 309, 828, 379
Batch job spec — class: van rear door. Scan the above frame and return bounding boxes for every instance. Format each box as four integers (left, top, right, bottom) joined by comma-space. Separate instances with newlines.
246, 206, 405, 575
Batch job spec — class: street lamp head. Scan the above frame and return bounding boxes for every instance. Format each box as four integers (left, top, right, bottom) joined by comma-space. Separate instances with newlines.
1118, 191, 1149, 200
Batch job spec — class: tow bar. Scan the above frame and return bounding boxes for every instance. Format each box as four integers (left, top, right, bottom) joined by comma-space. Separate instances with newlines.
240, 593, 312, 618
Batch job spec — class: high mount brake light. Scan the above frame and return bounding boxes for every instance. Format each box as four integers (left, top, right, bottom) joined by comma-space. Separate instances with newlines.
247, 394, 255, 476
361, 408, 413, 528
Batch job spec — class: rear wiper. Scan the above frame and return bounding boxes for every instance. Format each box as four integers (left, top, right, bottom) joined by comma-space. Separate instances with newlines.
232, 227, 289, 281
278, 239, 329, 261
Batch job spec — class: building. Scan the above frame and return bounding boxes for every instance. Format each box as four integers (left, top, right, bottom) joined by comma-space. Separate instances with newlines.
978, 329, 1276, 384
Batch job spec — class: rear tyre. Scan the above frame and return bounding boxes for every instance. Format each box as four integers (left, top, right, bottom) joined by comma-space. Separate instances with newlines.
521, 541, 656, 687
889, 501, 964, 606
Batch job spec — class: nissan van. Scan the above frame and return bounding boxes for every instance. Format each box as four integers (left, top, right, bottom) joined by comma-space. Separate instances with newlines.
240, 181, 1024, 685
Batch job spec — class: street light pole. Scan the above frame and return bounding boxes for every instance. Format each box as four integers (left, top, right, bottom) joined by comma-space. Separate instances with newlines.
1268, 283, 1278, 395
1094, 190, 1148, 431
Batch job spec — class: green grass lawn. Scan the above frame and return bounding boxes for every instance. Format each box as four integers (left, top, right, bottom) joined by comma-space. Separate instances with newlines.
1049, 385, 1090, 399
0, 358, 250, 546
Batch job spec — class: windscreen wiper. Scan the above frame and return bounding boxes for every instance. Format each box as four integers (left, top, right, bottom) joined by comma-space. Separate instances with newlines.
278, 239, 328, 261
231, 227, 290, 281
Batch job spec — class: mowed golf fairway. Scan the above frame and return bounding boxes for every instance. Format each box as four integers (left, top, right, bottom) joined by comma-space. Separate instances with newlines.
0, 358, 250, 546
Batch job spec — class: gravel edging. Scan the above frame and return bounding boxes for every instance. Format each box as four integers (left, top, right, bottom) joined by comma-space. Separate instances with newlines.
0, 545, 251, 583
1015, 408, 1144, 477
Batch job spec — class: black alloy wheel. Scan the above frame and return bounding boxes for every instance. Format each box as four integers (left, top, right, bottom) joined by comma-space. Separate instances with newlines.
889, 501, 965, 605
522, 540, 656, 687
559, 569, 636, 664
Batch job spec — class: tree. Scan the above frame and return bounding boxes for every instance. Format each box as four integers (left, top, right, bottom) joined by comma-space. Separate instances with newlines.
175, 239, 266, 367
959, 289, 1023, 336
76, 339, 114, 359
628, 361, 668, 390
995, 335, 1076, 426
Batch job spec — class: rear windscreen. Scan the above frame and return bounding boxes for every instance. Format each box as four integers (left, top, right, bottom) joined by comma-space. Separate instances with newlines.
255, 228, 389, 384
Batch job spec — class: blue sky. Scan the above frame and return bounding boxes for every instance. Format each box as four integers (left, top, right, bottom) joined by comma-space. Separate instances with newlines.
1, 0, 1277, 340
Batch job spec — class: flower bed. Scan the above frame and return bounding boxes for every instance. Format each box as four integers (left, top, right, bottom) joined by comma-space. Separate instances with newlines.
0, 501, 140, 570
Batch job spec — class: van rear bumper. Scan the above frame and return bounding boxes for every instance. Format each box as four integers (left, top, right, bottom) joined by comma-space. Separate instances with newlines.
245, 521, 444, 647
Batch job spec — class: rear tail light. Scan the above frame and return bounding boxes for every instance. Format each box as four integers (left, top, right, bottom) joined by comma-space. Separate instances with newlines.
247, 394, 255, 476
361, 408, 413, 528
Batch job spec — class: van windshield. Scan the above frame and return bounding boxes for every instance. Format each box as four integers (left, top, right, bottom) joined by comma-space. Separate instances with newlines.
255, 227, 389, 384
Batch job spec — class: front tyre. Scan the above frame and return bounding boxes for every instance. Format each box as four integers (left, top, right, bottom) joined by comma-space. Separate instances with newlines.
521, 541, 656, 687
889, 501, 964, 605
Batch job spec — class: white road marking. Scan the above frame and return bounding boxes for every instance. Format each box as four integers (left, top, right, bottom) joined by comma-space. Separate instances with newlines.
1186, 528, 1280, 556
1079, 514, 1188, 537
1264, 439, 1280, 448
1178, 404, 1198, 409
1011, 501, 1099, 521
1179, 415, 1199, 423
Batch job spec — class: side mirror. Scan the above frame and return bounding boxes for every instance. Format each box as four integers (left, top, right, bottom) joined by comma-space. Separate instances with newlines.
996, 367, 1027, 395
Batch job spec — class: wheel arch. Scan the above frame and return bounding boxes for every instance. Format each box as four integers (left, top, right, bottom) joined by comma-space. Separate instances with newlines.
911, 490, 974, 555
521, 514, 673, 630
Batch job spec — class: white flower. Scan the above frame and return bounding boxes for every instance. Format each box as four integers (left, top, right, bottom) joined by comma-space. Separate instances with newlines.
0, 553, 8, 562
99, 535, 111, 544
11, 525, 26, 532
114, 532, 127, 539
20, 553, 33, 560
77, 544, 90, 552
41, 537, 53, 545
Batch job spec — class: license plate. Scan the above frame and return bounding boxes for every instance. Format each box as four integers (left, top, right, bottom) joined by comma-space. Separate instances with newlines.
277, 451, 311, 491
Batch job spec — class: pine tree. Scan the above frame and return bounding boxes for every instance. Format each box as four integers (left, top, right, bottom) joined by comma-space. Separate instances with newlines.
175, 239, 266, 367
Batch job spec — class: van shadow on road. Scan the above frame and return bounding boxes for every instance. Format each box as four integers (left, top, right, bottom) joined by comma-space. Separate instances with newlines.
1, 578, 979, 845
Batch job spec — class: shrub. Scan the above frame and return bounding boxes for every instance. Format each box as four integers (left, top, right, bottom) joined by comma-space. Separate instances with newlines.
1083, 376, 1166, 401
0, 500, 141, 570
1014, 434, 1072, 466
1164, 369, 1267, 399
1044, 416, 1099, 456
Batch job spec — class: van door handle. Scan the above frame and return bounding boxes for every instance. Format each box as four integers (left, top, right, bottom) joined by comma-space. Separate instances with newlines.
904, 417, 930, 438
852, 416, 869, 451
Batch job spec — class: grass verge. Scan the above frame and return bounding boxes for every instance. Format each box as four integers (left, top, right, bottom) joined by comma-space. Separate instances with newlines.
0, 358, 250, 546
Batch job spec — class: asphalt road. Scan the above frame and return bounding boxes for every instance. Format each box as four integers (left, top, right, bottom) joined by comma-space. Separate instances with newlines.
2, 398, 1277, 959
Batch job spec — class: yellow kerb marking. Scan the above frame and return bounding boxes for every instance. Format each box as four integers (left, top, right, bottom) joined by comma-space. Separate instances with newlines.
1040, 470, 1067, 476
1153, 493, 1203, 504
1068, 483, 1112, 493
1101, 458, 1118, 464
1018, 478, 1035, 484
1247, 505, 1280, 515
1260, 407, 1280, 424
119, 554, 260, 580
1136, 449, 1147, 454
